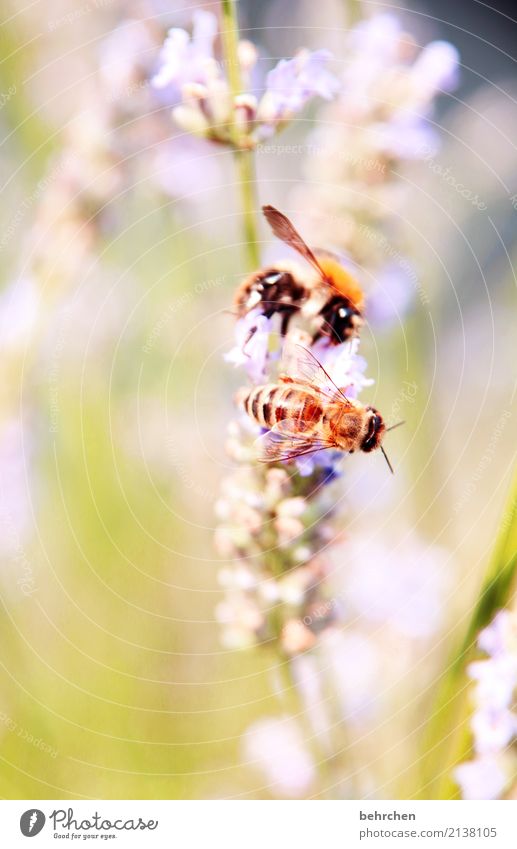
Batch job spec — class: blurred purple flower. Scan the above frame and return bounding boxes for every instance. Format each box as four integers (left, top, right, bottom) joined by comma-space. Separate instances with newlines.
243, 715, 315, 797
366, 263, 416, 328
454, 757, 508, 801
320, 628, 381, 721
340, 535, 448, 639
468, 656, 517, 712
478, 610, 517, 658
259, 50, 339, 125
151, 10, 218, 95
412, 40, 460, 95
151, 13, 338, 146
471, 708, 517, 756
0, 417, 32, 556
455, 609, 517, 799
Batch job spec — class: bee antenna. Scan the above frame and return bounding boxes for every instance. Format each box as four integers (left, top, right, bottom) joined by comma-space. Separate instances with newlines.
381, 445, 394, 475
222, 309, 239, 317
385, 420, 405, 433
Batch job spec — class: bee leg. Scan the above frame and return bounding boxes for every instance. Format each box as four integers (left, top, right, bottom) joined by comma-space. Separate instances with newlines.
280, 312, 291, 336
278, 373, 295, 384
242, 325, 258, 356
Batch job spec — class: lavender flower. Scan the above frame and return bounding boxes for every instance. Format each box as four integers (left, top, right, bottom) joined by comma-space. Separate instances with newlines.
224, 309, 272, 383
152, 11, 220, 94
291, 13, 460, 327
151, 11, 338, 147
210, 7, 460, 801
257, 49, 339, 129
215, 220, 450, 794
454, 610, 517, 799
243, 715, 316, 797
454, 756, 508, 801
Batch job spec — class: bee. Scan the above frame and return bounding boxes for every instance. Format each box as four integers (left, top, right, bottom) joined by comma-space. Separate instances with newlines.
233, 261, 308, 338
234, 206, 365, 346
236, 344, 396, 472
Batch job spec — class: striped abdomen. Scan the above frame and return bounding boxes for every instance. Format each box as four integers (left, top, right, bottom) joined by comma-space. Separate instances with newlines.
239, 383, 324, 431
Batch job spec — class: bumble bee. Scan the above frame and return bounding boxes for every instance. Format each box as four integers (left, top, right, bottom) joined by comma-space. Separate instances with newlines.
234, 206, 365, 345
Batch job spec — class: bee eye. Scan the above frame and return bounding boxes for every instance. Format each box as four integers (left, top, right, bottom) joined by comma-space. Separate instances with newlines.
361, 413, 383, 452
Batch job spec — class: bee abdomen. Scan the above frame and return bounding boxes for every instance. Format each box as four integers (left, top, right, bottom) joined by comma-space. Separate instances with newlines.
236, 384, 278, 428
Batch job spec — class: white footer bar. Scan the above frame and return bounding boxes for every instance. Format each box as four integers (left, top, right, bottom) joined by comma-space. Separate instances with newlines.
3, 800, 517, 848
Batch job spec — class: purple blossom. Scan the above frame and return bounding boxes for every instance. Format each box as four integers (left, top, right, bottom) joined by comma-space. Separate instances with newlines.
313, 338, 373, 397
243, 716, 315, 797
224, 309, 272, 384
320, 628, 381, 721
468, 656, 517, 712
259, 50, 339, 125
412, 41, 460, 95
471, 708, 517, 756
478, 610, 517, 658
454, 757, 508, 801
151, 14, 338, 146
151, 10, 218, 95
455, 610, 517, 799
365, 263, 416, 328
340, 535, 448, 639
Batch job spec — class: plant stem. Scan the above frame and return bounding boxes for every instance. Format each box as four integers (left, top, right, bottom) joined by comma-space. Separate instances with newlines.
235, 149, 260, 267
220, 0, 260, 269
418, 462, 517, 798
271, 649, 331, 796
346, 0, 363, 25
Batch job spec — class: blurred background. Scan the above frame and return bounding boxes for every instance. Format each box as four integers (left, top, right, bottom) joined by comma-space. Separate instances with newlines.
0, 0, 516, 799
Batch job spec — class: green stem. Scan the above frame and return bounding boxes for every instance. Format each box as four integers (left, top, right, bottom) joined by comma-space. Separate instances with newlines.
417, 462, 517, 798
271, 650, 331, 796
220, 0, 244, 131
235, 149, 260, 267
346, 0, 363, 25
220, 0, 260, 269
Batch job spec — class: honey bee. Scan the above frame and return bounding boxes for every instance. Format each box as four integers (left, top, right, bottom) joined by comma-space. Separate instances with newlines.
236, 344, 396, 472
234, 206, 365, 345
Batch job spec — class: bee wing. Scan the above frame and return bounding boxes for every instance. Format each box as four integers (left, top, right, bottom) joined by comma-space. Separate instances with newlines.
282, 341, 352, 404
255, 418, 336, 463
262, 206, 326, 280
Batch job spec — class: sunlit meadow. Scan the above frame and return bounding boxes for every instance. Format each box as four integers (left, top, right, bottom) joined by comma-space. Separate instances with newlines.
0, 0, 516, 800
